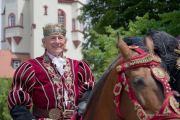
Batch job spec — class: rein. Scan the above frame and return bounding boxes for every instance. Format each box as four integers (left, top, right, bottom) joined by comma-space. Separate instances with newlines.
114, 47, 180, 120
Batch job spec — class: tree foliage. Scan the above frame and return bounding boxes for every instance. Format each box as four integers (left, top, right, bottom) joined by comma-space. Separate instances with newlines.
82, 0, 180, 33
158, 10, 180, 36
83, 10, 180, 80
0, 78, 12, 120
82, 27, 119, 79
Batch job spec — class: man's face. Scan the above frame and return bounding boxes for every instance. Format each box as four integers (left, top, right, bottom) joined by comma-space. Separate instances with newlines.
43, 34, 66, 56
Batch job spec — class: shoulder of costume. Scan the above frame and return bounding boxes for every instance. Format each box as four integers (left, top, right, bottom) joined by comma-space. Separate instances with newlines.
65, 57, 91, 67
66, 57, 81, 63
22, 56, 44, 65
81, 59, 91, 66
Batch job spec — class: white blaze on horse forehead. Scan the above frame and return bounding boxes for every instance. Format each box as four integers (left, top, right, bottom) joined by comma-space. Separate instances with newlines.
138, 93, 146, 106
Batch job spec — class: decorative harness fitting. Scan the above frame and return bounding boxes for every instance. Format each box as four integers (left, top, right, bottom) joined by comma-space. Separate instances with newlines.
174, 48, 180, 70
114, 47, 180, 120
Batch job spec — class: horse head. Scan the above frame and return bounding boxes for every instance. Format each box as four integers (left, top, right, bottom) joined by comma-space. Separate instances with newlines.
114, 38, 180, 119
83, 36, 180, 120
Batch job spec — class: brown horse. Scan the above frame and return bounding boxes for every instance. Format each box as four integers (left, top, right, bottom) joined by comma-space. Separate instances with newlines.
82, 38, 180, 120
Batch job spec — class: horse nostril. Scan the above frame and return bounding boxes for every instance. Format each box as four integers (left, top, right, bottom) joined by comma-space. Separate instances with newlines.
132, 77, 146, 90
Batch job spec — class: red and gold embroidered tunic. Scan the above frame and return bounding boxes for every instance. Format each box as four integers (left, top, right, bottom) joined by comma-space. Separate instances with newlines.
8, 54, 94, 119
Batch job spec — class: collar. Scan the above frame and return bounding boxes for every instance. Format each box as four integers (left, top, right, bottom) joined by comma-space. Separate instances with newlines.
46, 52, 66, 75
46, 51, 65, 60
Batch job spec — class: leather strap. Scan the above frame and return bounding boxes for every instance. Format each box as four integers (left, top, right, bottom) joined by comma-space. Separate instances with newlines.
33, 106, 74, 119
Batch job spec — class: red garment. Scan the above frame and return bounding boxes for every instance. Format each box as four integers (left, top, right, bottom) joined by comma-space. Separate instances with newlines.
8, 54, 94, 119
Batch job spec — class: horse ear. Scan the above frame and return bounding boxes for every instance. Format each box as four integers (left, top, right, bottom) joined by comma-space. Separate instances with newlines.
117, 37, 131, 59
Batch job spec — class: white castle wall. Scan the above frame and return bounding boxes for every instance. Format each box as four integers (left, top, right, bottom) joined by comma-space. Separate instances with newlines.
1, 0, 85, 60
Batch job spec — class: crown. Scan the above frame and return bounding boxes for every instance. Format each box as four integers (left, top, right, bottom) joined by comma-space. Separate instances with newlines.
43, 24, 66, 37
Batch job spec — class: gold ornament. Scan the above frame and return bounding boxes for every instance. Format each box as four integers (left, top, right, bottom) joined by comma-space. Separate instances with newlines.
170, 96, 180, 115
176, 58, 180, 70
43, 24, 66, 37
151, 67, 165, 79
116, 65, 122, 72
49, 108, 62, 119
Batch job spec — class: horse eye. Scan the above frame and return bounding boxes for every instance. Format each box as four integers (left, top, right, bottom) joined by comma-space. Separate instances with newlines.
132, 77, 146, 90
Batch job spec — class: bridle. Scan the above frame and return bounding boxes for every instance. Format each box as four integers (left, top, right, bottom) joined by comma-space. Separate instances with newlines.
113, 47, 180, 120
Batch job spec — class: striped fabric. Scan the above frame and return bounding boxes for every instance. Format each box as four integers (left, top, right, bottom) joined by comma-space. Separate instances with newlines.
7, 54, 94, 119
8, 62, 35, 109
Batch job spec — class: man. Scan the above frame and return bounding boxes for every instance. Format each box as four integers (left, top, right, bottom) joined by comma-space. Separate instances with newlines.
8, 23, 94, 120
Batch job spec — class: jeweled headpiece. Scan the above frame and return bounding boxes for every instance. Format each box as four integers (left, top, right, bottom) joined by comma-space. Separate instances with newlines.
43, 24, 66, 37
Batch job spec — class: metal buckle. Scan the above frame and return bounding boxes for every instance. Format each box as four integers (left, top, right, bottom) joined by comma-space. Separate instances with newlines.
49, 108, 62, 119
63, 109, 74, 118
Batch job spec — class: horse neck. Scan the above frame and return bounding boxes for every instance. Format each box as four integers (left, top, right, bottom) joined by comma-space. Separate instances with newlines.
83, 58, 120, 120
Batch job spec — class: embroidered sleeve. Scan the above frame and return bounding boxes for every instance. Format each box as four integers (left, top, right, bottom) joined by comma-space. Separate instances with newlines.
78, 61, 95, 95
8, 62, 36, 110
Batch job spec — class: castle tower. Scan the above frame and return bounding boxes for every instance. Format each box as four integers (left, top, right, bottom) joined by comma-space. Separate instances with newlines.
1, 0, 85, 59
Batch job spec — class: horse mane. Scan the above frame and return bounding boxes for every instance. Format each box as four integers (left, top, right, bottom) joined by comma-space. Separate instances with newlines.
123, 36, 150, 52
123, 36, 144, 46
146, 31, 180, 93
147, 31, 179, 70
152, 32, 180, 73
124, 32, 179, 76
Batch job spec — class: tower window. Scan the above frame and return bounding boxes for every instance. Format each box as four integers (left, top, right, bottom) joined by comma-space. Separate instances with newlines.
44, 5, 48, 15
58, 9, 66, 27
8, 13, 16, 27
72, 18, 76, 31
20, 13, 23, 26
11, 59, 21, 69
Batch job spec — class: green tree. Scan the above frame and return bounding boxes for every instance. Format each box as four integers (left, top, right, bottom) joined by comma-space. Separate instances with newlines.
0, 78, 12, 120
158, 10, 180, 36
82, 27, 119, 79
83, 10, 180, 80
82, 0, 180, 33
